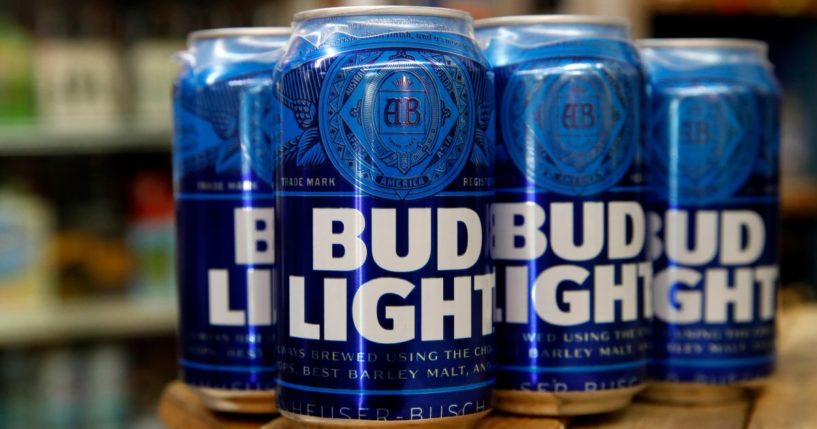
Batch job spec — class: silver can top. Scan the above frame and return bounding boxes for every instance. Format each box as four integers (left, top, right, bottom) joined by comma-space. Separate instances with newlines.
188, 27, 291, 44
475, 14, 628, 29
293, 6, 471, 22
639, 38, 768, 55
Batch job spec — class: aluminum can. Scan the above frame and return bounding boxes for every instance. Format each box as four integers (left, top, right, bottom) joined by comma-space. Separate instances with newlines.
476, 15, 649, 416
274, 6, 495, 427
173, 27, 290, 414
639, 39, 780, 405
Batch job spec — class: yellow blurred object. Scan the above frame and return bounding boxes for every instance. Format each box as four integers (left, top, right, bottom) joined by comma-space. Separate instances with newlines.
0, 189, 56, 308
0, 14, 35, 122
54, 230, 134, 299
771, 0, 811, 15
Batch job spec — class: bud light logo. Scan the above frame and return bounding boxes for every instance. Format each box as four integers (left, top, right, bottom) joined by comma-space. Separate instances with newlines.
319, 49, 475, 200
650, 90, 758, 206
502, 62, 635, 196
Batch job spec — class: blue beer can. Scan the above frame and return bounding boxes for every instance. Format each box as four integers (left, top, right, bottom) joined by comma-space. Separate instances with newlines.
476, 16, 649, 415
639, 39, 780, 404
274, 6, 495, 426
173, 27, 290, 413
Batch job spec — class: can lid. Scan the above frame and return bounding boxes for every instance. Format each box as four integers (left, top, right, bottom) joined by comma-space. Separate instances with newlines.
475, 14, 628, 29
293, 6, 471, 22
638, 38, 768, 54
188, 27, 291, 44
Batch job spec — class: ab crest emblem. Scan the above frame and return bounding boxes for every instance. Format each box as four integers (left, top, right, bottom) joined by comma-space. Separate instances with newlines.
649, 89, 758, 206
319, 49, 476, 200
501, 60, 635, 196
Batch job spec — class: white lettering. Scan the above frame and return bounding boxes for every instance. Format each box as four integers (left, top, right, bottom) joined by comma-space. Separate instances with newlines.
438, 208, 482, 270
491, 202, 546, 260
372, 208, 430, 272
720, 211, 765, 265
208, 269, 244, 326
421, 277, 472, 341
666, 210, 717, 265
551, 202, 603, 261
234, 208, 274, 264
289, 276, 320, 339
533, 265, 590, 326
313, 208, 367, 271
353, 278, 415, 344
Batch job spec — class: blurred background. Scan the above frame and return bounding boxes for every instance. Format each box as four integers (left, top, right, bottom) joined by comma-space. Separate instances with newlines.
0, 0, 815, 427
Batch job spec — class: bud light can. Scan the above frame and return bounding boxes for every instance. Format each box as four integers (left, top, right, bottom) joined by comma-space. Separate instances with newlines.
275, 6, 495, 427
173, 27, 290, 413
476, 16, 649, 415
639, 39, 780, 404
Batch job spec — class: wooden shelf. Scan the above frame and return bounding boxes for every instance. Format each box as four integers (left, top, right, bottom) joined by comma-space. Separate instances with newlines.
159, 304, 817, 429
159, 382, 278, 429
0, 298, 176, 347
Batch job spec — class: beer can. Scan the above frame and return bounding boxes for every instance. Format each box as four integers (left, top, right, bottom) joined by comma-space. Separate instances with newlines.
639, 39, 780, 404
476, 16, 650, 415
274, 6, 495, 427
173, 27, 290, 414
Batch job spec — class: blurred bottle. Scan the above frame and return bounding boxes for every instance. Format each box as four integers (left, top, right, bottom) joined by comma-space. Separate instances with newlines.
38, 348, 81, 429
0, 349, 37, 429
781, 93, 806, 179
55, 159, 134, 300
33, 38, 124, 131
125, 2, 183, 130
83, 344, 129, 429
32, 0, 124, 131
0, 14, 36, 124
126, 171, 174, 299
127, 41, 182, 129
0, 187, 56, 309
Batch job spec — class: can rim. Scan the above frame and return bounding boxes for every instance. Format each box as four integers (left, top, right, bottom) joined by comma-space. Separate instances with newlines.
293, 6, 471, 22
638, 38, 768, 54
188, 27, 291, 44
475, 15, 629, 29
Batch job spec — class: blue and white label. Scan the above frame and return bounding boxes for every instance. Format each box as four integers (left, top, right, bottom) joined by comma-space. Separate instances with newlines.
176, 201, 277, 390
646, 74, 780, 383
491, 199, 651, 392
276, 28, 495, 421
174, 50, 283, 391
649, 207, 778, 383
488, 38, 648, 393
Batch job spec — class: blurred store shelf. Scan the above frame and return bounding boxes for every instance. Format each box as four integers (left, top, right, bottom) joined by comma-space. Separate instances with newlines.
782, 177, 817, 217
0, 124, 170, 155
0, 298, 176, 347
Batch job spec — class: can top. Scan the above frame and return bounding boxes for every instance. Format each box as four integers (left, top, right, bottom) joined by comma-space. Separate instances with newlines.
179, 27, 290, 77
639, 38, 767, 55
475, 14, 634, 68
475, 14, 628, 29
293, 6, 471, 22
188, 27, 291, 44
639, 37, 777, 94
